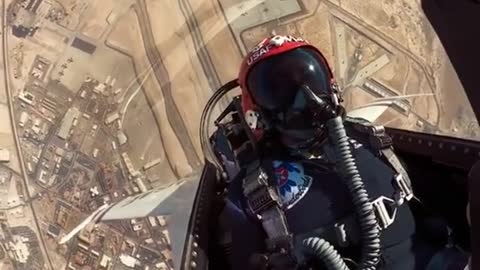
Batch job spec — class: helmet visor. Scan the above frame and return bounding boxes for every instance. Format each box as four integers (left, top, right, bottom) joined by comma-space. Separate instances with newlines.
246, 47, 332, 112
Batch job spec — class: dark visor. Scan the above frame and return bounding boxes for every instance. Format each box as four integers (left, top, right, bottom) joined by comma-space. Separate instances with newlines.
246, 47, 332, 112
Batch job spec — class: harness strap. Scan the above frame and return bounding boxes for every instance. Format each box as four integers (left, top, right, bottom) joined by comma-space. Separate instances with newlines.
381, 148, 414, 202
315, 118, 416, 237
345, 117, 414, 204
242, 161, 297, 268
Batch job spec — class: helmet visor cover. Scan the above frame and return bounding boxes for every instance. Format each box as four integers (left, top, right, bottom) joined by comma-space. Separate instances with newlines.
246, 47, 333, 146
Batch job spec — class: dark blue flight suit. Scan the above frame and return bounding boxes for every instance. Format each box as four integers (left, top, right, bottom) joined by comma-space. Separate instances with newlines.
223, 138, 439, 270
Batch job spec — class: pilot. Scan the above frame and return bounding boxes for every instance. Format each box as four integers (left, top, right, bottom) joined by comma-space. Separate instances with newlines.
221, 35, 442, 270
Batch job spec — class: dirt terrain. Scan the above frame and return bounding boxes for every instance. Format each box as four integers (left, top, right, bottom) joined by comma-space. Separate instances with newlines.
145, 0, 210, 162
106, 7, 181, 180
188, 0, 243, 81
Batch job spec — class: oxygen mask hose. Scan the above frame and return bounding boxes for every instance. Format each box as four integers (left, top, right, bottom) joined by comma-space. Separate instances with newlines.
303, 237, 350, 270
325, 116, 381, 270
301, 86, 381, 270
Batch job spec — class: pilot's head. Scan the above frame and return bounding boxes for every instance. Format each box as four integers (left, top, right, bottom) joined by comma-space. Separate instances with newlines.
238, 35, 342, 151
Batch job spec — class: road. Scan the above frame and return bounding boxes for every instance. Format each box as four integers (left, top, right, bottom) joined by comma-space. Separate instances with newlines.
326, 3, 441, 129
1, 0, 54, 269
134, 0, 202, 171
177, 0, 222, 91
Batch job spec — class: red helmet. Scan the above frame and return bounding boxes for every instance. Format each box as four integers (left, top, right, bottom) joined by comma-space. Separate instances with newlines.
238, 35, 339, 147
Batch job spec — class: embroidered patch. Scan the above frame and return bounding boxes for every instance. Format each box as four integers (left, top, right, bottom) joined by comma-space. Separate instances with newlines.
273, 161, 313, 209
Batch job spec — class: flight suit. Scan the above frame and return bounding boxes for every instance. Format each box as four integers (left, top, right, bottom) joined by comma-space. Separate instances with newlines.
224, 139, 439, 270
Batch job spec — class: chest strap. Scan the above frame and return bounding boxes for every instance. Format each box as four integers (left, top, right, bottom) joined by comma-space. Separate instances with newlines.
340, 118, 415, 232
242, 161, 297, 268
381, 148, 414, 202
345, 117, 413, 204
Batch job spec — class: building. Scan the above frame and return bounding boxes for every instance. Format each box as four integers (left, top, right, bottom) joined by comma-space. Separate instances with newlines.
8, 235, 30, 263
0, 149, 10, 163
38, 169, 47, 185
104, 112, 120, 125
143, 158, 161, 171
55, 147, 65, 157
162, 229, 170, 245
19, 111, 29, 127
119, 254, 138, 268
73, 250, 88, 265
18, 91, 34, 105
157, 216, 167, 227
160, 248, 172, 262
132, 223, 143, 232
71, 37, 97, 54
99, 254, 112, 269
117, 131, 128, 145
93, 83, 106, 94
57, 107, 80, 140
121, 153, 140, 178
134, 177, 148, 193
7, 177, 21, 208
148, 216, 158, 227
92, 148, 99, 158
47, 224, 61, 238
155, 262, 170, 270
31, 118, 41, 134
90, 186, 100, 197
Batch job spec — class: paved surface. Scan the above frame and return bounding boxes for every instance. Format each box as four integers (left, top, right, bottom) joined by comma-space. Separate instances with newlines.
1, 0, 54, 268
134, 0, 202, 171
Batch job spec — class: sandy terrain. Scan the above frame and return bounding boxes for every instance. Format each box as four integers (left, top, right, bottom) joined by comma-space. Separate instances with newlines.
188, 0, 243, 82
343, 86, 375, 111
145, 0, 210, 161
104, 9, 138, 54
7, 35, 61, 95
30, 26, 67, 51
78, 0, 133, 40
122, 88, 177, 183
238, 0, 470, 139
327, 0, 471, 138
56, 0, 89, 31
0, 85, 5, 104
437, 52, 478, 137
0, 104, 20, 174
107, 7, 189, 179
335, 0, 434, 65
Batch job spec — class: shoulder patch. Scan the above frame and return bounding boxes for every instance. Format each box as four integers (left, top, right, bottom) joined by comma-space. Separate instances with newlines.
273, 161, 313, 209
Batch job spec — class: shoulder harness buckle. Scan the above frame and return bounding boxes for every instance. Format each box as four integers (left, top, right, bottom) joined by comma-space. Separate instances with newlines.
243, 165, 281, 216
242, 161, 296, 266
372, 196, 398, 230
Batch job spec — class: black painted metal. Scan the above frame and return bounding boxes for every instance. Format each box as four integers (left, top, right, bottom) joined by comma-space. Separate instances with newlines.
386, 127, 480, 171
468, 161, 480, 270
180, 163, 217, 270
